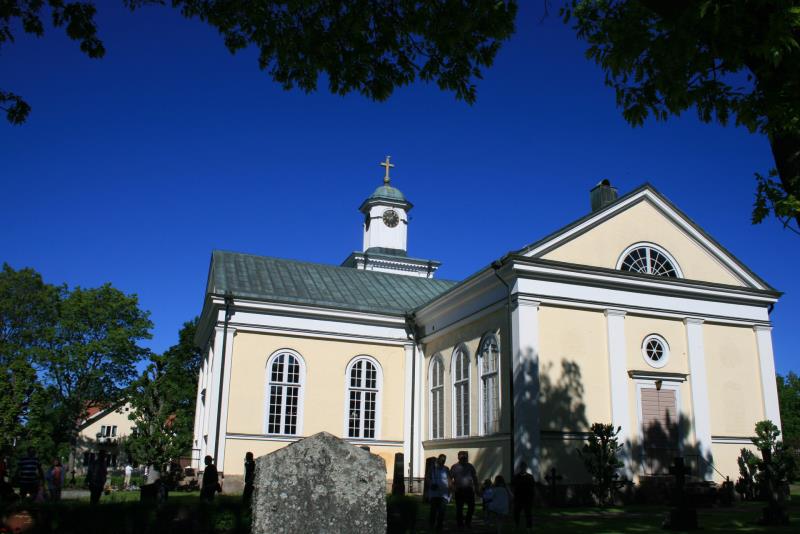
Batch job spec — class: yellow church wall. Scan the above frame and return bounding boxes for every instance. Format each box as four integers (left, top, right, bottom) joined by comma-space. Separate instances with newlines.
422, 438, 510, 483
540, 439, 589, 483
537, 306, 611, 431
541, 200, 744, 287
223, 331, 406, 471
710, 443, 759, 483
703, 324, 765, 437
421, 309, 508, 441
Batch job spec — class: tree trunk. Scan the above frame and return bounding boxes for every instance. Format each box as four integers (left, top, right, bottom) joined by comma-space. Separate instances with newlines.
768, 131, 800, 230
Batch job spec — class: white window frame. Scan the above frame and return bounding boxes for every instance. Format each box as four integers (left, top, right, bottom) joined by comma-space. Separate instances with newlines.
343, 355, 383, 440
478, 333, 501, 436
451, 344, 471, 438
616, 242, 684, 278
264, 349, 306, 436
641, 334, 670, 369
429, 354, 445, 440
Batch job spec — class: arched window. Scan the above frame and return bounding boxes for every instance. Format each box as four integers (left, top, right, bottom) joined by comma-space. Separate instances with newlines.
346, 356, 382, 439
265, 350, 305, 435
452, 345, 470, 437
429, 355, 445, 439
618, 243, 682, 278
479, 334, 500, 435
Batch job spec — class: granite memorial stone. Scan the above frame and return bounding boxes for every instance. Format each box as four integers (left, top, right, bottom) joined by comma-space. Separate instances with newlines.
251, 432, 386, 534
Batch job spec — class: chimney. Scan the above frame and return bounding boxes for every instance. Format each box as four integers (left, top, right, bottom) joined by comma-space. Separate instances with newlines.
590, 179, 618, 212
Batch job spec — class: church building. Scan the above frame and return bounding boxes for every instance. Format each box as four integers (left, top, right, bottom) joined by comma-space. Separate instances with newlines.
191, 159, 782, 489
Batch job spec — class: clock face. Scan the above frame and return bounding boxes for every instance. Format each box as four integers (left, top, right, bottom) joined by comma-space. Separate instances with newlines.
382, 209, 399, 228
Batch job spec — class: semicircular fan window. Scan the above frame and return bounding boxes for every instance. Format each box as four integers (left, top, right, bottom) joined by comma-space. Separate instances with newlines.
620, 247, 678, 278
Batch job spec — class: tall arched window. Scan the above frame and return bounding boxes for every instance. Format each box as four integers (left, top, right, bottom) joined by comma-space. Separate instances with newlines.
266, 350, 305, 435
429, 355, 444, 439
346, 357, 382, 439
452, 345, 470, 437
479, 334, 500, 435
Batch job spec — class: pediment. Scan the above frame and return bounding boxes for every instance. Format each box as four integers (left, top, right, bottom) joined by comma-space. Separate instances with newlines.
519, 186, 770, 290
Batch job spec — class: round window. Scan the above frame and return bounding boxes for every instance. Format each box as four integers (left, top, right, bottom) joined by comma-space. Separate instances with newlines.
641, 334, 670, 369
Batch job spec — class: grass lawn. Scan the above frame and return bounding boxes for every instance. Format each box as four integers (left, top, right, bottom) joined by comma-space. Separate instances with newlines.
1, 486, 798, 533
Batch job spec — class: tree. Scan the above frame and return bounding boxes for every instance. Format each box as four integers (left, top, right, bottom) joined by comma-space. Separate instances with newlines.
752, 419, 796, 486
2, 1, 517, 124
126, 318, 201, 478
578, 422, 624, 506
35, 283, 153, 448
777, 372, 800, 456
0, 264, 58, 455
563, 1, 800, 234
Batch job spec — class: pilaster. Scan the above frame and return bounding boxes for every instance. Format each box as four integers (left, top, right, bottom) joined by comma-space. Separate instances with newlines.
510, 295, 540, 475
215, 327, 236, 472
754, 326, 782, 429
605, 309, 631, 477
685, 317, 713, 479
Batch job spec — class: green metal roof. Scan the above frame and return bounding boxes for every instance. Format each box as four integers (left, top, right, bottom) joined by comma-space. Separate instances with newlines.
207, 250, 457, 315
369, 184, 406, 202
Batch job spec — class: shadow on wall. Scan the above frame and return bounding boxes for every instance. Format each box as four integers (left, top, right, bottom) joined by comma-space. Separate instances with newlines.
538, 359, 589, 483
470, 358, 591, 484
626, 413, 715, 481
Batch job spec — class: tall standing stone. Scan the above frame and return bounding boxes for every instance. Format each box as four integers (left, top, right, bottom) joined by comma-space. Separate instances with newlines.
251, 432, 387, 534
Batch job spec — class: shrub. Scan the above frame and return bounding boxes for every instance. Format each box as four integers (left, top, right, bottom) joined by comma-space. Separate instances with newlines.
578, 423, 624, 506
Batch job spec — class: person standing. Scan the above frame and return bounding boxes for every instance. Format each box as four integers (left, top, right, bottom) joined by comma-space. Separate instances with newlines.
242, 452, 255, 504
123, 463, 133, 490
16, 447, 43, 500
200, 455, 220, 502
45, 459, 64, 501
427, 454, 451, 531
86, 451, 108, 505
511, 461, 536, 531
487, 475, 512, 533
450, 451, 479, 529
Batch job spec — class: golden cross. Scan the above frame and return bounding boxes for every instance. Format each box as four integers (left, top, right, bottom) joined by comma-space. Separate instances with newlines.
379, 155, 394, 184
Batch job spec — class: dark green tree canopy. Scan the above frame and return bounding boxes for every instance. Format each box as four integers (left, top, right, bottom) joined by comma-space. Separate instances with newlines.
778, 372, 800, 452
563, 0, 800, 233
2, 1, 517, 123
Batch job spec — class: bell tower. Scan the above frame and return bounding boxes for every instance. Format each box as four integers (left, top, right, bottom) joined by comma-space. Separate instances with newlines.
341, 157, 440, 278
361, 156, 411, 254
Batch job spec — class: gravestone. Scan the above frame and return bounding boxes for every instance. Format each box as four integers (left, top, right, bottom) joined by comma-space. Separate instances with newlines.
545, 467, 563, 506
251, 432, 386, 534
391, 452, 405, 496
662, 457, 698, 530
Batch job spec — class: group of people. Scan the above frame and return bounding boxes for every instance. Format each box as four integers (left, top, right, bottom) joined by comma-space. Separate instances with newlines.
0, 447, 67, 503
0, 447, 116, 505
426, 451, 536, 532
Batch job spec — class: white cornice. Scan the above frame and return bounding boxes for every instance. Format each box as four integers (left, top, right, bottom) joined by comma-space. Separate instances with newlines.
510, 261, 776, 306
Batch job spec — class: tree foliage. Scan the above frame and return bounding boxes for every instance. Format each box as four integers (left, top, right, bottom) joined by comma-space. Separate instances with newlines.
0, 263, 152, 459
752, 419, 797, 484
777, 372, 800, 454
0, 264, 58, 455
35, 283, 153, 448
563, 1, 800, 234
126, 318, 201, 474
2, 1, 517, 124
578, 422, 624, 506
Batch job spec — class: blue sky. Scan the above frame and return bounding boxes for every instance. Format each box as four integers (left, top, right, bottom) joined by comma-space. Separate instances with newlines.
2, 3, 797, 375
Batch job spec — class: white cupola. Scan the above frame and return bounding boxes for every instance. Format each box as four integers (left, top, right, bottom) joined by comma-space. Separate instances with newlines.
340, 157, 440, 278
360, 156, 412, 254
